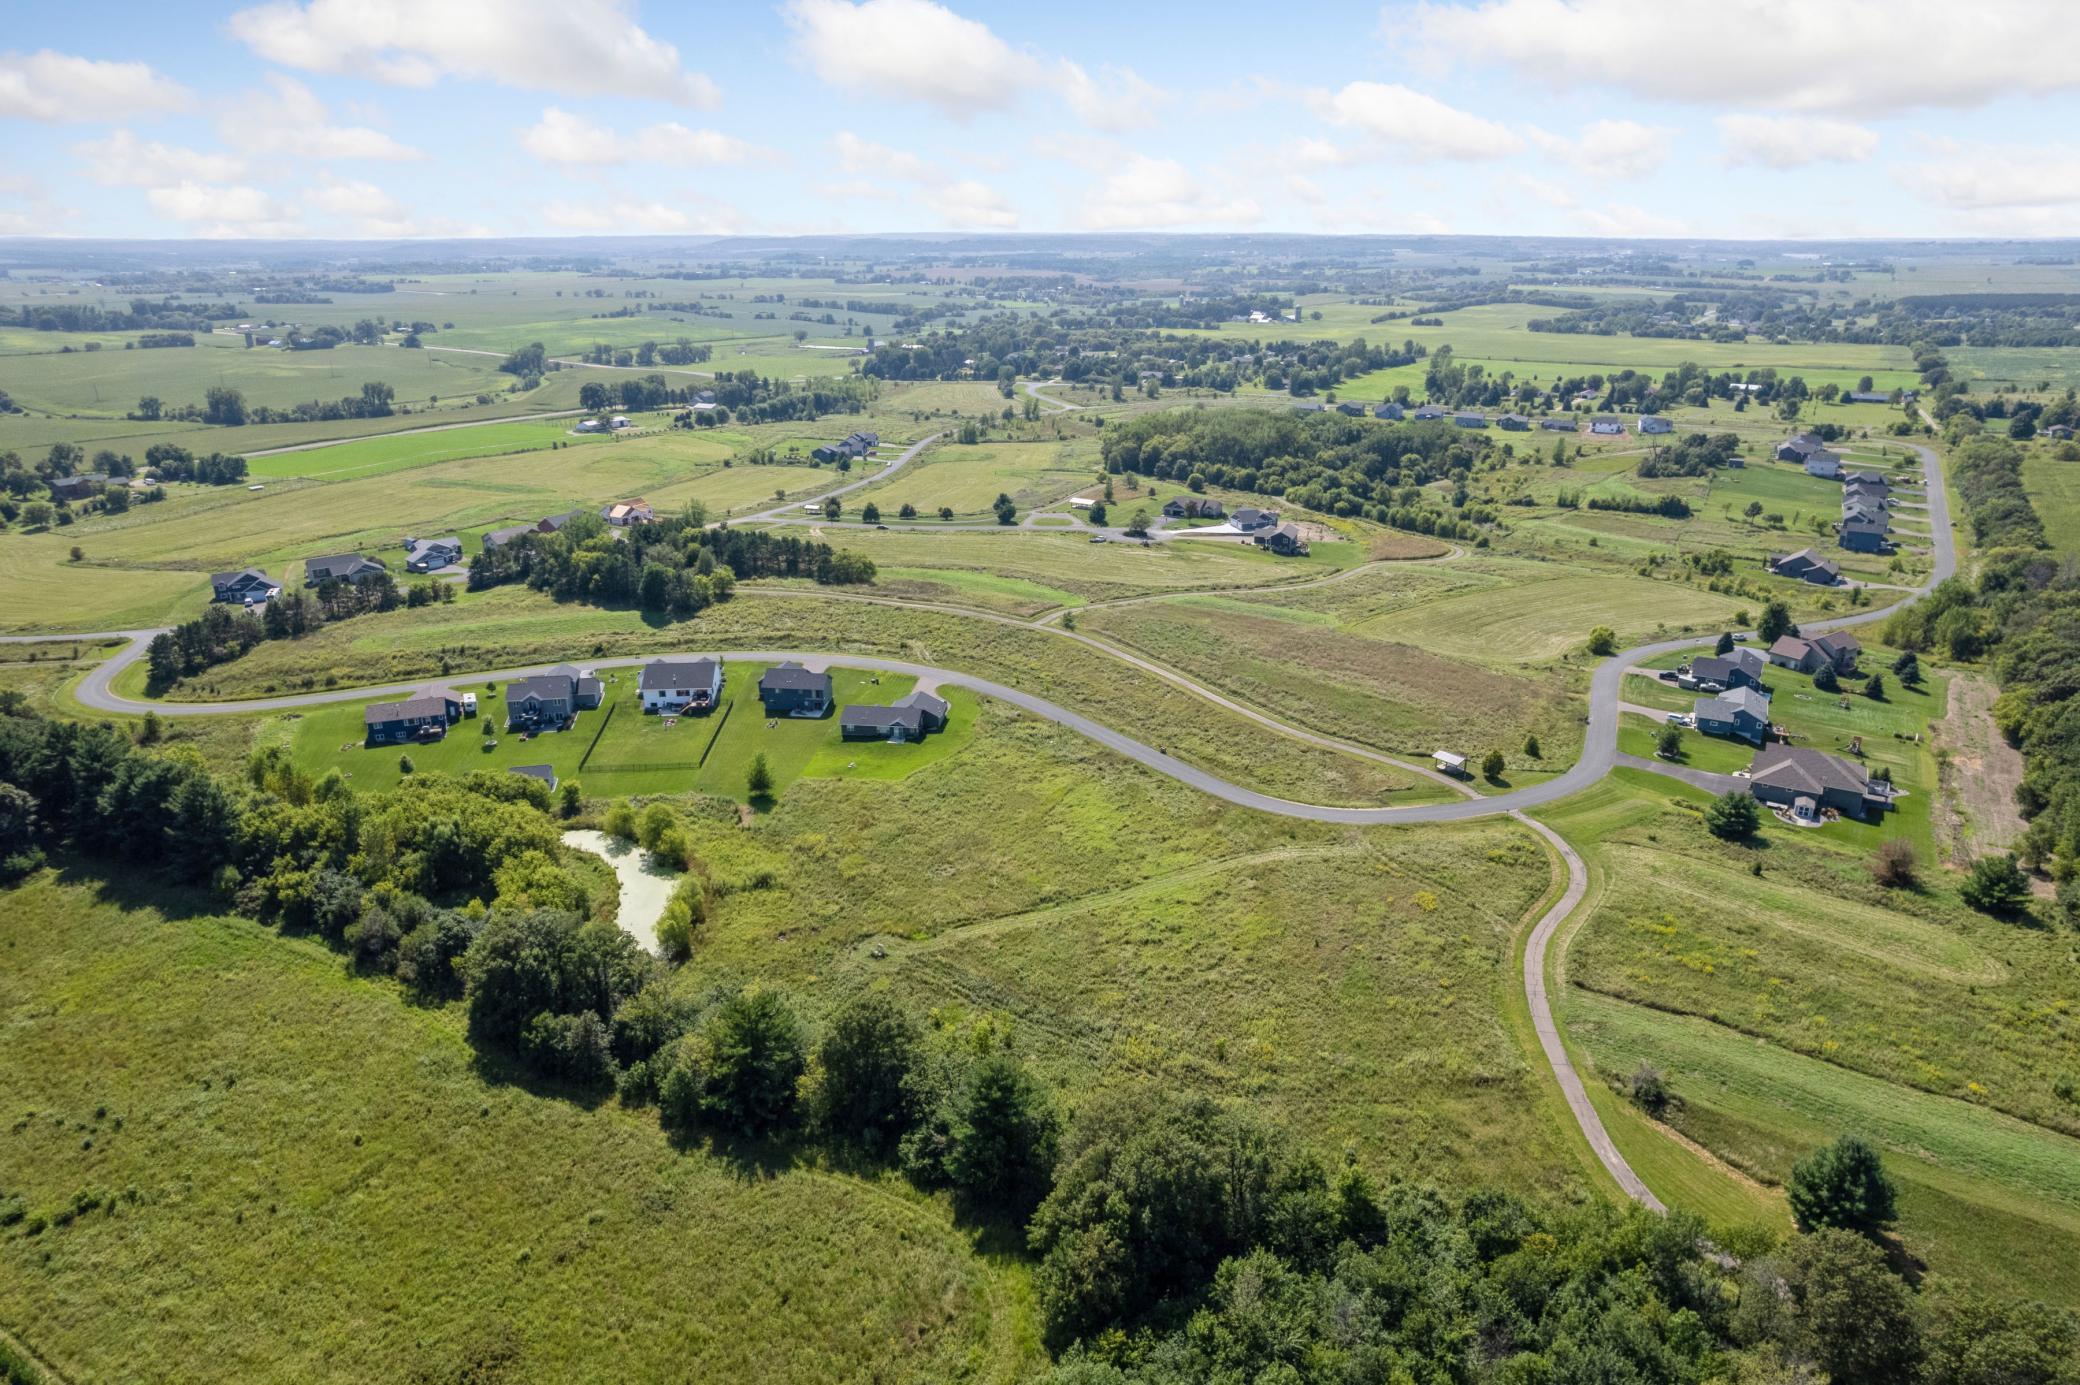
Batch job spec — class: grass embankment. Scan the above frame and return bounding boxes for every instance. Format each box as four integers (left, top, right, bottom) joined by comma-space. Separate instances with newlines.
1534, 771, 2080, 1303
156, 589, 1455, 809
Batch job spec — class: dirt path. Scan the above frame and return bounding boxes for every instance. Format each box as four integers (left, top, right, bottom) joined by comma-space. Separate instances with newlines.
562, 829, 677, 953
1932, 671, 2029, 865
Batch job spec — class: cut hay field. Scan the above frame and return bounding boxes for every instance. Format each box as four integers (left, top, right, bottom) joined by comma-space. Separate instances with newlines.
852, 440, 1092, 517
2023, 447, 2080, 551
1355, 562, 1750, 662
0, 876, 1022, 1384
244, 418, 619, 481
153, 588, 1454, 809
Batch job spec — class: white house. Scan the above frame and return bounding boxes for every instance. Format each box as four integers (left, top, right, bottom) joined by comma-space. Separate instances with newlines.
639, 657, 723, 713
1804, 451, 1842, 479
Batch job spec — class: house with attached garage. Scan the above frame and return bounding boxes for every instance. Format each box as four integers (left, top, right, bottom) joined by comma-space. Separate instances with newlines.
1540, 416, 1579, 432
1637, 414, 1673, 434
1775, 432, 1828, 463
48, 473, 106, 503
1590, 415, 1625, 435
211, 567, 280, 604
1839, 516, 1890, 553
364, 692, 458, 746
639, 657, 723, 713
1374, 401, 1404, 419
1454, 411, 1488, 428
1746, 744, 1893, 821
1162, 496, 1225, 520
1497, 412, 1530, 430
304, 552, 387, 586
1768, 548, 1841, 586
1693, 685, 1773, 746
1682, 647, 1768, 692
1230, 506, 1279, 533
1412, 405, 1448, 421
482, 524, 536, 550
1336, 401, 1366, 416
404, 535, 462, 572
840, 689, 950, 742
601, 498, 654, 527
1767, 631, 1861, 675
1803, 449, 1842, 479
1254, 522, 1311, 556
759, 661, 832, 716
812, 431, 879, 464
505, 665, 600, 730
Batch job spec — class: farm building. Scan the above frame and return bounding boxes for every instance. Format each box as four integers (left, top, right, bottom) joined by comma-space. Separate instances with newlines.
404, 535, 462, 572
1694, 685, 1772, 745
211, 567, 279, 604
1768, 549, 1841, 585
2048, 424, 2075, 440
639, 658, 723, 713
840, 690, 950, 742
1747, 745, 1892, 821
1767, 632, 1860, 675
304, 552, 387, 586
759, 661, 832, 716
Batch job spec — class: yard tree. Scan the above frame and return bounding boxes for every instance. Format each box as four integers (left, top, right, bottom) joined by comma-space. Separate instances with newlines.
1125, 508, 1152, 536
398, 753, 414, 775
938, 506, 954, 520
861, 502, 880, 523
1960, 852, 2031, 914
1892, 650, 1921, 686
1788, 1134, 1898, 1234
579, 381, 611, 411
1714, 631, 1734, 655
558, 780, 581, 818
1864, 671, 1886, 700
1757, 599, 1795, 644
1480, 749, 1505, 781
812, 994, 921, 1152
20, 501, 52, 528
1813, 662, 1839, 692
746, 752, 774, 799
1704, 789, 1760, 840
1522, 733, 1540, 758
823, 496, 841, 520
1087, 501, 1107, 526
1656, 724, 1682, 758
1586, 625, 1617, 656
993, 492, 1017, 526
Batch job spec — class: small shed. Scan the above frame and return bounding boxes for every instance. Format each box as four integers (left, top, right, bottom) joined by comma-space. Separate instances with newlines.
1433, 750, 1468, 777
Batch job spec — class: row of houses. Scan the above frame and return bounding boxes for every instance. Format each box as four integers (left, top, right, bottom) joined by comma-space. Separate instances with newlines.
1840, 470, 1892, 554
1301, 400, 1675, 434
638, 657, 950, 742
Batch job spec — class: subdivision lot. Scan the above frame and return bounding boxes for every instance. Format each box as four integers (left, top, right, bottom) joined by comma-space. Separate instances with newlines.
850, 440, 1092, 517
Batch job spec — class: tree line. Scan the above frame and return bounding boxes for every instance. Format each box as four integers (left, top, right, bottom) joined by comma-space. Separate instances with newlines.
145, 573, 448, 693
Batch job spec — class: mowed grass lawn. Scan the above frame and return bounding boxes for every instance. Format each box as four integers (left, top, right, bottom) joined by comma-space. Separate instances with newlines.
0, 876, 1020, 1383
854, 440, 1092, 517
278, 662, 980, 800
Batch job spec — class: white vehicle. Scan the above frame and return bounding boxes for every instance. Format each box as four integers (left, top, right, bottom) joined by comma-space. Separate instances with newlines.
1665, 712, 1693, 727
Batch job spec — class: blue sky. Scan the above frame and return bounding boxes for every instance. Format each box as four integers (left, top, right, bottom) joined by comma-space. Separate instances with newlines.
5, 0, 2079, 241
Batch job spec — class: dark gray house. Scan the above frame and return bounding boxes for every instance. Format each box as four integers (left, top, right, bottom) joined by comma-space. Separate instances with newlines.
639, 657, 723, 713
1454, 411, 1488, 428
212, 567, 279, 604
305, 552, 387, 586
1684, 648, 1767, 691
1497, 412, 1530, 430
1840, 517, 1889, 553
1336, 401, 1366, 417
509, 764, 559, 791
1540, 416, 1578, 432
812, 431, 879, 464
49, 474, 106, 503
1230, 506, 1279, 532
482, 524, 535, 550
1162, 496, 1225, 520
1769, 548, 1841, 585
840, 689, 950, 742
1747, 745, 1892, 821
1254, 522, 1310, 556
759, 661, 832, 716
405, 535, 462, 573
1694, 685, 1772, 745
505, 664, 599, 730
1412, 405, 1448, 421
1374, 401, 1404, 420
364, 692, 455, 746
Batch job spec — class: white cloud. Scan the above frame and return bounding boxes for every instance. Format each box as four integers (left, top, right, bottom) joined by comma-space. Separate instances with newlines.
74, 131, 247, 187
928, 179, 1018, 228
0, 175, 75, 235
228, 0, 717, 106
786, 0, 1034, 118
1526, 118, 1669, 178
220, 75, 421, 160
0, 50, 191, 122
1315, 82, 1522, 161
519, 108, 760, 168
1073, 153, 1260, 230
146, 180, 306, 238
1411, 0, 2080, 116
1058, 61, 1165, 133
1900, 138, 2080, 211
540, 199, 743, 234
1572, 202, 1692, 238
1717, 114, 1879, 170
307, 176, 490, 238
829, 131, 1017, 228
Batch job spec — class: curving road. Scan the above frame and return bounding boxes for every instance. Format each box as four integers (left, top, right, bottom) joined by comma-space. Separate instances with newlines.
28, 439, 1953, 1213
734, 432, 943, 524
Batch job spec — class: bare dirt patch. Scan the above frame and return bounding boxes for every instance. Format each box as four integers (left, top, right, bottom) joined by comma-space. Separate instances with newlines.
1932, 672, 2028, 866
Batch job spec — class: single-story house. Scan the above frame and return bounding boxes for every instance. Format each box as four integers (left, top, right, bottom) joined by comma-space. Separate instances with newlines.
1590, 416, 1625, 435
1840, 517, 1890, 552
1230, 506, 1279, 532
1803, 450, 1843, 479
1163, 496, 1225, 520
404, 535, 462, 573
601, 498, 655, 527
1254, 522, 1310, 556
509, 764, 558, 791
1747, 744, 1892, 821
1336, 401, 1366, 417
840, 689, 950, 742
1694, 685, 1773, 745
48, 474, 106, 503
305, 552, 388, 586
1291, 401, 1325, 414
505, 665, 599, 730
1540, 416, 1578, 432
364, 693, 455, 746
1767, 631, 1861, 675
1454, 411, 1488, 428
538, 511, 581, 534
1684, 648, 1768, 692
211, 567, 280, 604
1412, 405, 1448, 421
639, 657, 722, 713
1497, 412, 1530, 430
1637, 414, 1673, 434
1374, 401, 1405, 420
482, 524, 536, 550
811, 431, 879, 464
1846, 390, 1896, 404
759, 661, 832, 716
1768, 549, 1841, 586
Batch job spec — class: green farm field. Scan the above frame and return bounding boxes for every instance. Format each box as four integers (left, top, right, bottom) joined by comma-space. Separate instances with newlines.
852, 440, 1092, 516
